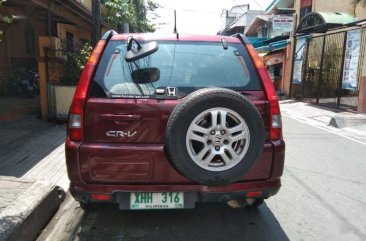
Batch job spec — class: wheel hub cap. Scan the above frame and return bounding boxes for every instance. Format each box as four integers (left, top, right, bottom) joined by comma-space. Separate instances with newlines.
186, 107, 250, 172
212, 134, 224, 146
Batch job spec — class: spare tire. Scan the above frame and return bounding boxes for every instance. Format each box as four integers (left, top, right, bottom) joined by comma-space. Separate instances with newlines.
165, 88, 265, 185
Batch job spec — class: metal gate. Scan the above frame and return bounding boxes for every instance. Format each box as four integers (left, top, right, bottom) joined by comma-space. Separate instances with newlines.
291, 26, 366, 111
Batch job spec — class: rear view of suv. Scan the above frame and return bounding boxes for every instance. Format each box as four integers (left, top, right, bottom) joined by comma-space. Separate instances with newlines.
65, 31, 285, 210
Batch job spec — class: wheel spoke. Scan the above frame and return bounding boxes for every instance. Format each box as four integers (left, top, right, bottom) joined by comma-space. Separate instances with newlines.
202, 151, 215, 165
221, 151, 232, 165
196, 146, 210, 161
220, 110, 227, 128
189, 132, 206, 143
210, 110, 219, 128
226, 146, 239, 161
191, 123, 210, 135
228, 123, 245, 134
230, 132, 247, 142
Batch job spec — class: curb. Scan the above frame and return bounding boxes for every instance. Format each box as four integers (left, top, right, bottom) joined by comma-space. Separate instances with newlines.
0, 180, 66, 241
330, 114, 366, 128
280, 100, 366, 129
36, 192, 84, 241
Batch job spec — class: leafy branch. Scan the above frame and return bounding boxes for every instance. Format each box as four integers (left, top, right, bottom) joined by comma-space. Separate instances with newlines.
101, 0, 159, 33
60, 42, 93, 85
0, 1, 13, 42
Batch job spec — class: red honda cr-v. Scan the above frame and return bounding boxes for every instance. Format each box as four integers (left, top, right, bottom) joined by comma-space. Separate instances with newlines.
65, 30, 285, 210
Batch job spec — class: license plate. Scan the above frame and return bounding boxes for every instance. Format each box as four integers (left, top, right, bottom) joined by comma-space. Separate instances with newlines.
130, 192, 184, 209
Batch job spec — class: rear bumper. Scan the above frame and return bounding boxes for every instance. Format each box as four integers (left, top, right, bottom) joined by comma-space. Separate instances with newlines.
70, 178, 281, 209
66, 138, 285, 208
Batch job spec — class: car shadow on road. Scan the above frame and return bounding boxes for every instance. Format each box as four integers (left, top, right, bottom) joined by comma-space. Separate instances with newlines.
76, 202, 289, 241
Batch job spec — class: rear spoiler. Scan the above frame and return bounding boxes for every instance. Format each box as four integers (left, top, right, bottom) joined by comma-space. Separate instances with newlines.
101, 30, 118, 41
233, 34, 251, 45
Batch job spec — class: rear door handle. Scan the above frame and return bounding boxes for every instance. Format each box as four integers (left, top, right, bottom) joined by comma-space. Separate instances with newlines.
101, 114, 141, 121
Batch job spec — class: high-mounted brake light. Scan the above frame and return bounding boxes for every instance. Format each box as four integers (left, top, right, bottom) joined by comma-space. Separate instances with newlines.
246, 44, 282, 140
68, 40, 107, 141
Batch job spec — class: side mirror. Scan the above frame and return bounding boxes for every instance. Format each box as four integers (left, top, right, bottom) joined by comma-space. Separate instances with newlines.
125, 38, 159, 62
131, 67, 160, 84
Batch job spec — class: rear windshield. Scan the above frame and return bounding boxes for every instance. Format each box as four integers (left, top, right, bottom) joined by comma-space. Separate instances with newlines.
90, 40, 262, 99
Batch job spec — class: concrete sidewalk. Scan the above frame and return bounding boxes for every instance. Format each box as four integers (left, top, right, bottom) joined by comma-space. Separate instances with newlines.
280, 100, 366, 143
0, 99, 68, 241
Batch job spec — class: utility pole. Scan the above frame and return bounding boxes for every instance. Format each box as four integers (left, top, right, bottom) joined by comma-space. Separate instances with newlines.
91, 0, 101, 46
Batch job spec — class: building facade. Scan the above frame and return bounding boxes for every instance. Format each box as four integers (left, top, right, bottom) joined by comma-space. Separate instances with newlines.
0, 0, 99, 77
247, 0, 366, 112
0, 0, 107, 119
218, 4, 265, 36
288, 0, 366, 112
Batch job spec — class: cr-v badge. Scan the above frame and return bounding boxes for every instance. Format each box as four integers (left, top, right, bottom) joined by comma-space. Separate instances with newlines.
106, 131, 137, 137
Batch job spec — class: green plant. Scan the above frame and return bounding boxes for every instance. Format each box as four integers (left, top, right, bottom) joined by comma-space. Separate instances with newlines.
0, 1, 13, 42
101, 0, 159, 33
60, 42, 93, 85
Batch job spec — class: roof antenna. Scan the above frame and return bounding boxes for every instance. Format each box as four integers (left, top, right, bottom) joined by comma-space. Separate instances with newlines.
173, 10, 179, 39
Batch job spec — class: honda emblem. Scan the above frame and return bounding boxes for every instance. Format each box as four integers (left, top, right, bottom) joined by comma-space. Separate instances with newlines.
167, 87, 178, 97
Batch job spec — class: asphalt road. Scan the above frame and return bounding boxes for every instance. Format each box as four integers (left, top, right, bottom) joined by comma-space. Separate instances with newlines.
38, 115, 366, 241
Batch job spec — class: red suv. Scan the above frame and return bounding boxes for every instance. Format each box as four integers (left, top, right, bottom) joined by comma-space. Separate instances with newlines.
65, 31, 285, 210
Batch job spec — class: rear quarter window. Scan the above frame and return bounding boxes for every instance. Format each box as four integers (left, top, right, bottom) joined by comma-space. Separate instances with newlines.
90, 40, 262, 98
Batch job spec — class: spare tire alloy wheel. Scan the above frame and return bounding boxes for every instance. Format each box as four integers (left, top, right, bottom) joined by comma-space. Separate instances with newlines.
166, 88, 265, 185
186, 107, 250, 172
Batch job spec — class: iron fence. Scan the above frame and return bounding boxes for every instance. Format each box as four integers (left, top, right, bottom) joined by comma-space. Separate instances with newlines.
291, 26, 366, 111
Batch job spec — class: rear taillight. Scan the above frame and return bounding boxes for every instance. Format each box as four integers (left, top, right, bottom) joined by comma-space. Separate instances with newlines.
68, 40, 107, 141
269, 101, 282, 140
246, 44, 282, 140
69, 114, 82, 140
246, 190, 264, 198
91, 193, 111, 201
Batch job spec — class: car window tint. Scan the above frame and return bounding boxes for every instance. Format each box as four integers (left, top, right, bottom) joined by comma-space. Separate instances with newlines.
92, 41, 262, 98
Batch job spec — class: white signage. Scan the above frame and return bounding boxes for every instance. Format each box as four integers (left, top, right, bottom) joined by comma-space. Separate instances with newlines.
292, 38, 307, 84
272, 15, 294, 32
342, 29, 362, 90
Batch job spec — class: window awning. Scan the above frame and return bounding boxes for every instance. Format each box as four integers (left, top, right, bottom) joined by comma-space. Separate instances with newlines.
247, 37, 270, 48
255, 39, 289, 52
250, 35, 290, 53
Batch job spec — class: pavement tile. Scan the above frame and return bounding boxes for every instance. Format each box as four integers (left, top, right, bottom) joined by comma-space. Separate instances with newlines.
0, 99, 68, 241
